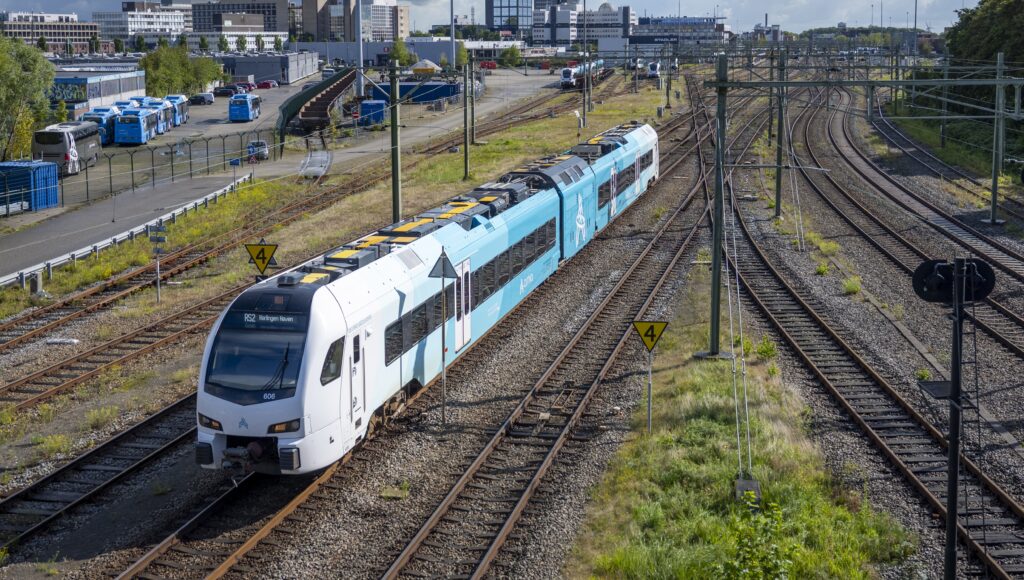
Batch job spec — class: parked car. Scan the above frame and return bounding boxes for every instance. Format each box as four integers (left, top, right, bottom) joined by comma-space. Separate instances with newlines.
214, 86, 238, 97
247, 139, 270, 160
257, 80, 278, 89
189, 93, 215, 105
479, 61, 497, 70
301, 82, 317, 90
238, 82, 257, 91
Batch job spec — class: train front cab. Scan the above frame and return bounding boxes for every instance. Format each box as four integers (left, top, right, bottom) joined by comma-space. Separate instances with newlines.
196, 282, 355, 475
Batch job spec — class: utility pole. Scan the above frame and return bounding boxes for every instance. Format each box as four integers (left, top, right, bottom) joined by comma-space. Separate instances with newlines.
707, 54, 728, 356
449, 0, 455, 70
470, 56, 476, 143
463, 61, 470, 179
356, 0, 364, 97
940, 45, 949, 147
767, 49, 774, 141
774, 50, 786, 219
390, 59, 401, 223
634, 45, 639, 94
989, 52, 1005, 225
942, 259, 965, 580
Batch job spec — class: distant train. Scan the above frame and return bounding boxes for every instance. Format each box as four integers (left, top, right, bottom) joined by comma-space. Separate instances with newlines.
647, 61, 661, 78
560, 59, 605, 89
195, 121, 660, 475
228, 94, 262, 122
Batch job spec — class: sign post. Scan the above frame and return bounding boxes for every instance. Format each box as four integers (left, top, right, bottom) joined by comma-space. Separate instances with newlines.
149, 225, 166, 303
429, 248, 457, 426
245, 238, 279, 277
632, 321, 668, 435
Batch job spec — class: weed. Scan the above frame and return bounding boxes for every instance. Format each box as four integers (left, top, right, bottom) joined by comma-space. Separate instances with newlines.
37, 403, 57, 423
696, 247, 712, 262
756, 335, 778, 360
915, 368, 932, 381
767, 361, 780, 378
842, 276, 863, 295
733, 335, 753, 357
815, 262, 830, 276
892, 304, 905, 321
721, 492, 793, 578
819, 240, 841, 256
33, 434, 72, 459
653, 206, 667, 220
151, 481, 174, 496
0, 406, 15, 426
85, 406, 119, 430
35, 562, 59, 576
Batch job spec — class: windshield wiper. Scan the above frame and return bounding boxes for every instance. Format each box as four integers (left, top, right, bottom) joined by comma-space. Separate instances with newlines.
262, 342, 291, 390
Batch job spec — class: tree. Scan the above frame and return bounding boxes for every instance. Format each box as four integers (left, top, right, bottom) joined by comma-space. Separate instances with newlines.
236, 35, 247, 52
114, 38, 124, 54
140, 46, 225, 95
177, 33, 188, 48
391, 39, 416, 66
157, 36, 169, 48
36, 35, 47, 52
53, 100, 68, 123
135, 35, 146, 52
500, 45, 521, 68
89, 33, 99, 54
456, 42, 468, 68
218, 35, 229, 52
255, 34, 264, 52
439, 52, 449, 69
0, 35, 55, 161
198, 35, 209, 52
274, 36, 283, 51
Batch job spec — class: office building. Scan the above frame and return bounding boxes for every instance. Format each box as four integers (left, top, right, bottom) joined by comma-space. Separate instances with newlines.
192, 0, 288, 33
93, 9, 187, 41
0, 12, 100, 54
532, 1, 634, 46
485, 0, 532, 39
120, 2, 194, 32
304, 0, 407, 42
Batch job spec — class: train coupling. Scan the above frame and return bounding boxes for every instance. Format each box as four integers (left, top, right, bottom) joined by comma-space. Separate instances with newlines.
220, 440, 266, 473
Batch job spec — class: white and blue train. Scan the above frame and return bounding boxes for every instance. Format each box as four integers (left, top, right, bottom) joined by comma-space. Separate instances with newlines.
560, 59, 605, 89
195, 121, 660, 474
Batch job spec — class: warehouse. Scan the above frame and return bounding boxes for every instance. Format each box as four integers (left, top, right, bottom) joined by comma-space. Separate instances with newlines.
49, 69, 148, 118
214, 52, 319, 84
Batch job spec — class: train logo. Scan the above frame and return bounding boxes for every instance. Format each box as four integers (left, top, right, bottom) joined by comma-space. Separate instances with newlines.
575, 191, 587, 247
238, 418, 248, 429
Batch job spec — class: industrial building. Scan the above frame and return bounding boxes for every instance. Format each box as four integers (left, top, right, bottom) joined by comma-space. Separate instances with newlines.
214, 51, 319, 84
49, 69, 147, 118
93, 9, 187, 41
295, 39, 525, 67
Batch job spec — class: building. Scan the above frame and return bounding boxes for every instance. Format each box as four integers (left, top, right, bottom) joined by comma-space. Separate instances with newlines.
214, 51, 318, 83
93, 9, 186, 41
49, 69, 147, 117
532, 1, 634, 47
214, 13, 265, 33
0, 12, 100, 54
304, 0, 407, 42
486, 0, 532, 39
191, 0, 289, 33
597, 15, 726, 57
119, 2, 194, 32
142, 30, 288, 51
289, 1, 302, 37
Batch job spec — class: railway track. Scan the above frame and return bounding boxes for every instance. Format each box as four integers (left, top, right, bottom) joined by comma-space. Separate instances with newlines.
109, 78, 761, 580
828, 88, 1024, 283
792, 89, 1024, 360
0, 394, 196, 552
726, 177, 1024, 579
0, 85, 578, 355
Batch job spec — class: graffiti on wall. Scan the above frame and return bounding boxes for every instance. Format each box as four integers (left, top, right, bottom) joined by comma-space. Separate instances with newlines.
49, 82, 88, 103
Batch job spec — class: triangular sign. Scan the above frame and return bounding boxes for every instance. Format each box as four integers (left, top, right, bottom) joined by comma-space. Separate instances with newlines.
428, 252, 458, 278
632, 321, 668, 352
245, 239, 279, 275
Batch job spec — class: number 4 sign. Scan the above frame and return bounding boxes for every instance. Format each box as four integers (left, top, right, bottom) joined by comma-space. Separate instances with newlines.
245, 238, 279, 275
632, 321, 668, 435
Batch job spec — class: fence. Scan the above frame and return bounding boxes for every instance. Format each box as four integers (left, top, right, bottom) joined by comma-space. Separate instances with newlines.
1, 172, 253, 289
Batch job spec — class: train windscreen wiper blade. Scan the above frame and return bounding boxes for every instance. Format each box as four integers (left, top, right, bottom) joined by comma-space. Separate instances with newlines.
261, 343, 290, 390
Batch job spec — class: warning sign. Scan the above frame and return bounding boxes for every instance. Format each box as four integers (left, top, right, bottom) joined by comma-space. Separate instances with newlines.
632, 321, 668, 352
245, 238, 279, 275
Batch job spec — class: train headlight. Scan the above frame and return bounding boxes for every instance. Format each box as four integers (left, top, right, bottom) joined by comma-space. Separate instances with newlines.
267, 419, 301, 434
198, 413, 222, 431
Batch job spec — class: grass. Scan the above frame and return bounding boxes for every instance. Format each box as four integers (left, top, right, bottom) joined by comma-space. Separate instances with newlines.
85, 405, 120, 430
915, 368, 932, 381
567, 265, 915, 578
843, 276, 863, 295
755, 335, 778, 360
32, 434, 72, 459
815, 262, 830, 276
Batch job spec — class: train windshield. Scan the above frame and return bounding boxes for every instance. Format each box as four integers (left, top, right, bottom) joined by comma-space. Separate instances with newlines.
205, 310, 308, 404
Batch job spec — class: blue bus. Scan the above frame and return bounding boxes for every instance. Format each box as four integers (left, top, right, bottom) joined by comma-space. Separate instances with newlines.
228, 94, 262, 122
164, 94, 190, 126
81, 110, 117, 145
113, 100, 135, 111
114, 108, 159, 145
144, 100, 173, 134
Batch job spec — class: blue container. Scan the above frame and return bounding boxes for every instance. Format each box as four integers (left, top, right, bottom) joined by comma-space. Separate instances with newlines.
0, 161, 59, 212
371, 82, 463, 104
359, 100, 387, 126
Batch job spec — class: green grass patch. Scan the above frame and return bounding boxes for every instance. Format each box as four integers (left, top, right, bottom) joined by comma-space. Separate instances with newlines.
843, 276, 863, 295
32, 434, 72, 459
85, 405, 120, 430
815, 261, 830, 276
567, 266, 914, 578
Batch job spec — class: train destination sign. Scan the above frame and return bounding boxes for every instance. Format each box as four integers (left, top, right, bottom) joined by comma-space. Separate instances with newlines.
245, 239, 279, 275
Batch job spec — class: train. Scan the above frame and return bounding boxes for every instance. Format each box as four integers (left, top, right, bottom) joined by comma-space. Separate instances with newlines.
560, 59, 605, 89
195, 121, 660, 475
228, 94, 262, 122
647, 61, 661, 78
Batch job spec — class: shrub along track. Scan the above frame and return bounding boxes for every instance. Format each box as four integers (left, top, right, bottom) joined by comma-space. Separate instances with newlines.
107, 77, 770, 580
727, 163, 1024, 578
0, 81, 718, 563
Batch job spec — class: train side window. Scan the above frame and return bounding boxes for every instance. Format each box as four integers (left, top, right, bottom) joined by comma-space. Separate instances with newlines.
598, 180, 611, 208
406, 304, 427, 349
547, 220, 556, 247
320, 338, 344, 385
512, 241, 524, 274
445, 283, 456, 321
525, 232, 537, 262
385, 321, 402, 365
481, 260, 496, 301
455, 276, 463, 321
427, 293, 441, 332
498, 251, 510, 285
353, 335, 361, 363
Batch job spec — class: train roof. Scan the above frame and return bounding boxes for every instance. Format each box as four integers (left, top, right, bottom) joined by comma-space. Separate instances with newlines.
266, 121, 653, 290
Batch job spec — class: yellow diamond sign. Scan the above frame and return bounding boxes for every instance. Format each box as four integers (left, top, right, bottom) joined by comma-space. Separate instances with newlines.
245, 240, 279, 275
632, 321, 668, 352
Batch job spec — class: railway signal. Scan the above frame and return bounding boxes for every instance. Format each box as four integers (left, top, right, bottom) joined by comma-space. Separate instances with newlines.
913, 257, 995, 580
632, 321, 668, 435
245, 238, 278, 276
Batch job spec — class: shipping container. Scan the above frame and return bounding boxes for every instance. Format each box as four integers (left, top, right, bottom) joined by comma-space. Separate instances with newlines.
370, 82, 463, 104
359, 100, 387, 126
0, 161, 59, 214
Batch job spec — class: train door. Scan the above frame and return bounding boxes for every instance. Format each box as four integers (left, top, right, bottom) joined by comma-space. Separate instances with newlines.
455, 260, 471, 351
349, 329, 366, 430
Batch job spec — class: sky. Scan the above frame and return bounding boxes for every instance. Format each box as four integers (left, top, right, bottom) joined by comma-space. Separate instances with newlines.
2, 0, 980, 34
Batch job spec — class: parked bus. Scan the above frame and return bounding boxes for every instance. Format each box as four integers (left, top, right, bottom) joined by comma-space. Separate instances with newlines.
114, 108, 159, 145
164, 94, 190, 126
144, 99, 173, 134
228, 94, 262, 122
80, 110, 117, 145
31, 121, 101, 175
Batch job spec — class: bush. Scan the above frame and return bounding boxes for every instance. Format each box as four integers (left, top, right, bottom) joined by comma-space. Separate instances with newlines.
915, 368, 931, 381
756, 335, 778, 360
85, 406, 119, 430
815, 262, 829, 276
842, 276, 862, 295
819, 241, 840, 256
33, 434, 71, 458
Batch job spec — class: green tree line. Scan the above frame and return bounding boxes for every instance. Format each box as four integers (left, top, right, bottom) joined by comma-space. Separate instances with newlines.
0, 36, 55, 161
946, 0, 1024, 64
140, 45, 227, 96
